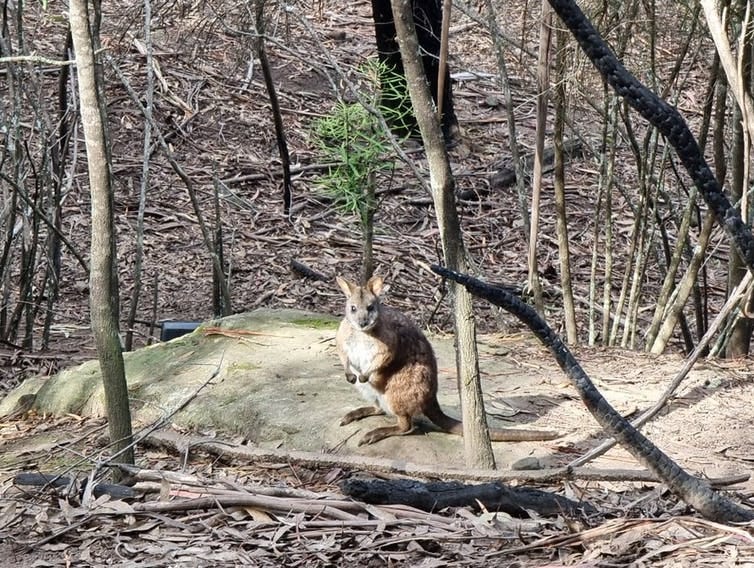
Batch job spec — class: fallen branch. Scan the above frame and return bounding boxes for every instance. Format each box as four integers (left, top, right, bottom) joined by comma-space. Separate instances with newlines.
13, 473, 136, 499
482, 139, 585, 196
142, 429, 747, 486
340, 477, 596, 517
290, 259, 331, 282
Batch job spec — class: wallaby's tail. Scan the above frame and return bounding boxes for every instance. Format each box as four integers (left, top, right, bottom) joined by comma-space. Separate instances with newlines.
424, 399, 561, 441
424, 399, 465, 435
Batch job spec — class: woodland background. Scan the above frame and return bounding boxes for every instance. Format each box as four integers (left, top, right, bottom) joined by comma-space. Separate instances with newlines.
2, 0, 749, 387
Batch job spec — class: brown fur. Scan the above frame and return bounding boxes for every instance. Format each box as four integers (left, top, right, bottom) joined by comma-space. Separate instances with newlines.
335, 276, 560, 446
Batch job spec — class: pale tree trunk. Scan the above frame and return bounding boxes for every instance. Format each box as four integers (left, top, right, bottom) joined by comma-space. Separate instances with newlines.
650, 213, 715, 354
553, 24, 577, 344
390, 0, 495, 468
702, 0, 754, 356
701, 0, 754, 142
528, 0, 552, 315
645, 187, 698, 349
70, 0, 134, 470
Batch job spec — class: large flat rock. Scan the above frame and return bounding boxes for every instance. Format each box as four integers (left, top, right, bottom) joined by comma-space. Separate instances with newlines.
6, 308, 752, 483
0, 309, 569, 470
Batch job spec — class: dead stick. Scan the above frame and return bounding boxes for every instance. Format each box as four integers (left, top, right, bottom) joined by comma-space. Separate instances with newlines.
132, 495, 361, 521
143, 429, 748, 486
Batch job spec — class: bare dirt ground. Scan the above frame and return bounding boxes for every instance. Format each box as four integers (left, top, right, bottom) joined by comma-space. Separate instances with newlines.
1, 0, 753, 565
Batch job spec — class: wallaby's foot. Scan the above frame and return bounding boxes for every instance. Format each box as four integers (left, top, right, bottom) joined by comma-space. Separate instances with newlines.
345, 372, 357, 384
340, 406, 384, 426
357, 415, 414, 446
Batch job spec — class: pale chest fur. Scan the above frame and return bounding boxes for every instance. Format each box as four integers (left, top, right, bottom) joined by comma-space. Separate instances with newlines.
341, 328, 385, 379
338, 324, 394, 414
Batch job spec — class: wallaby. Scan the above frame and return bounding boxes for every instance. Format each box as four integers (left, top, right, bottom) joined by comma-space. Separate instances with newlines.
335, 275, 560, 446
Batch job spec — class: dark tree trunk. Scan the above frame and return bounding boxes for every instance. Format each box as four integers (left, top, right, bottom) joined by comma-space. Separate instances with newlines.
371, 0, 458, 141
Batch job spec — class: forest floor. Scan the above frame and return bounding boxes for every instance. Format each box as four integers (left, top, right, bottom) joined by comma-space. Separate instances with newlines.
1, 0, 753, 565
2, 317, 754, 566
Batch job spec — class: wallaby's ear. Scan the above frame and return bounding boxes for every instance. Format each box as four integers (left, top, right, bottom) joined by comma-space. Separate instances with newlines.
336, 276, 353, 298
366, 275, 384, 296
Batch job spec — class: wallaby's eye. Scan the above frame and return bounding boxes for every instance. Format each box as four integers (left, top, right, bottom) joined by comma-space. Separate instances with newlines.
367, 303, 375, 312
350, 305, 357, 313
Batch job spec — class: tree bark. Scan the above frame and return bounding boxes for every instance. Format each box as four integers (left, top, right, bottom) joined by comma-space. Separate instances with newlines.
69, 0, 134, 470
725, 104, 752, 357
371, 0, 458, 141
724, 8, 754, 357
553, 24, 577, 344
255, 0, 292, 215
527, 0, 552, 316
390, 0, 494, 469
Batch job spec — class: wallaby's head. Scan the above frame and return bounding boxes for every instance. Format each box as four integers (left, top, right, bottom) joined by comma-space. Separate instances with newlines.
336, 275, 384, 331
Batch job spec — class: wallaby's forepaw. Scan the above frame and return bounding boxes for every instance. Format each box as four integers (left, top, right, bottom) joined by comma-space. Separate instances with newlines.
345, 373, 357, 384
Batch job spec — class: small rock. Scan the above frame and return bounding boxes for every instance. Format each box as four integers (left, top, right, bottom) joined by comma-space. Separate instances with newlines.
511, 457, 543, 470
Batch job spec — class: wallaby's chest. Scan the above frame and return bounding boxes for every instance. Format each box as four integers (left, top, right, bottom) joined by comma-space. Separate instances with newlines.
343, 331, 386, 376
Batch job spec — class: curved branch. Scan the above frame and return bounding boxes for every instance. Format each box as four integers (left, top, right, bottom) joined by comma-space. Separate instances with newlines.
431, 265, 753, 523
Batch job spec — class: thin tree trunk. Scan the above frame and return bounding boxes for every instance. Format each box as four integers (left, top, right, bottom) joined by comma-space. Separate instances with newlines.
126, 0, 154, 351
436, 0, 451, 119
701, 0, 754, 143
645, 187, 698, 349
553, 24, 577, 344
724, 6, 753, 357
650, 213, 715, 354
482, 0, 533, 259
390, 0, 495, 469
528, 0, 552, 316
255, 0, 292, 215
212, 171, 230, 316
599, 99, 617, 346
69, 0, 134, 470
361, 171, 376, 283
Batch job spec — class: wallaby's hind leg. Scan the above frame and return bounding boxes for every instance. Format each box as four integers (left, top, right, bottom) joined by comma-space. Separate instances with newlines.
358, 415, 414, 446
340, 406, 384, 426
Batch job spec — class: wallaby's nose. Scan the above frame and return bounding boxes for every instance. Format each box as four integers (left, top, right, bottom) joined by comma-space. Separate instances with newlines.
356, 312, 375, 330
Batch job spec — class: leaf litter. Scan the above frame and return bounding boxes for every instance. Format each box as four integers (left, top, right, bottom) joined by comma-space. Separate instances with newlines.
1, 414, 753, 567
